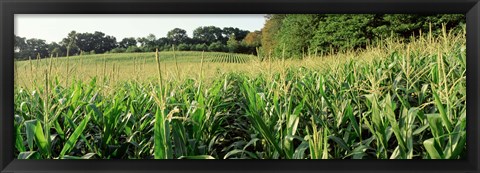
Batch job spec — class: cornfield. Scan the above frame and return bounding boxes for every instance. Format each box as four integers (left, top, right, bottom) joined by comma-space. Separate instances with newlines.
209, 53, 253, 63
14, 28, 466, 159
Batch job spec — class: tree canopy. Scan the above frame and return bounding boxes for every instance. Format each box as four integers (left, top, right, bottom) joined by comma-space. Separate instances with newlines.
262, 14, 465, 58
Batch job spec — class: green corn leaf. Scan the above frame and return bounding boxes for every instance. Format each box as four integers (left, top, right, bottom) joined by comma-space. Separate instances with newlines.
15, 124, 26, 152
81, 153, 97, 159
424, 138, 443, 159
24, 120, 36, 151
178, 155, 215, 159
426, 113, 445, 147
18, 151, 39, 159
27, 120, 49, 157
154, 107, 172, 159
59, 112, 91, 157
224, 149, 258, 159
53, 120, 65, 140
432, 91, 453, 132
328, 136, 350, 152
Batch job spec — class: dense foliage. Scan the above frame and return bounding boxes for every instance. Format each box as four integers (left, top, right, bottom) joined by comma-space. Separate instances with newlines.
263, 14, 465, 58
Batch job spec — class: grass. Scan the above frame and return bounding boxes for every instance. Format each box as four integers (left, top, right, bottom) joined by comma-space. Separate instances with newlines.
13, 27, 466, 159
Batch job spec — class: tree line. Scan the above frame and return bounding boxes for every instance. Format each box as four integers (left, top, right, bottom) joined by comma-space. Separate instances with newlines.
261, 14, 465, 58
14, 26, 262, 60
15, 14, 465, 60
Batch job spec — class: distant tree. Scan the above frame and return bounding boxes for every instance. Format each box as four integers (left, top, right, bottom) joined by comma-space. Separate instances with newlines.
60, 30, 80, 56
126, 46, 143, 53
177, 43, 191, 51
76, 31, 117, 54
14, 35, 28, 59
156, 37, 171, 50
243, 31, 262, 47
14, 35, 27, 52
167, 28, 189, 45
241, 31, 262, 55
221, 27, 249, 43
76, 32, 95, 52
237, 42, 255, 55
100, 34, 118, 53
161, 44, 172, 51
188, 38, 203, 45
193, 43, 208, 51
146, 33, 156, 42
119, 37, 137, 48
193, 26, 223, 45
47, 42, 63, 57
136, 34, 159, 52
261, 14, 286, 57
50, 47, 64, 57
137, 37, 147, 47
208, 41, 227, 52
109, 47, 126, 53
227, 35, 239, 53
26, 38, 49, 58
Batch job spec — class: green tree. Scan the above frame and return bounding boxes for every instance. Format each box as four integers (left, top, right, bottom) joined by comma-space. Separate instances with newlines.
227, 35, 239, 53
119, 37, 137, 48
309, 14, 374, 54
193, 43, 208, 51
14, 35, 28, 59
167, 28, 189, 45
60, 30, 80, 56
208, 41, 227, 52
137, 34, 158, 52
26, 38, 49, 58
177, 43, 191, 51
373, 14, 465, 39
14, 35, 27, 52
275, 14, 322, 58
126, 46, 143, 53
222, 27, 249, 43
261, 14, 286, 57
193, 26, 223, 45
76, 31, 117, 54
48, 42, 68, 57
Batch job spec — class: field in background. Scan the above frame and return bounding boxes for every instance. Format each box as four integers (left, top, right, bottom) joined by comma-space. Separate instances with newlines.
15, 51, 257, 88
13, 30, 466, 159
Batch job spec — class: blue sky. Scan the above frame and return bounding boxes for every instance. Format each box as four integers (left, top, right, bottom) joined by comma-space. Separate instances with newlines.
15, 14, 266, 43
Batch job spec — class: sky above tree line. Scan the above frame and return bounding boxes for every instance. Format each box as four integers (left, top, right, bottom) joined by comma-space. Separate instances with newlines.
15, 14, 266, 43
